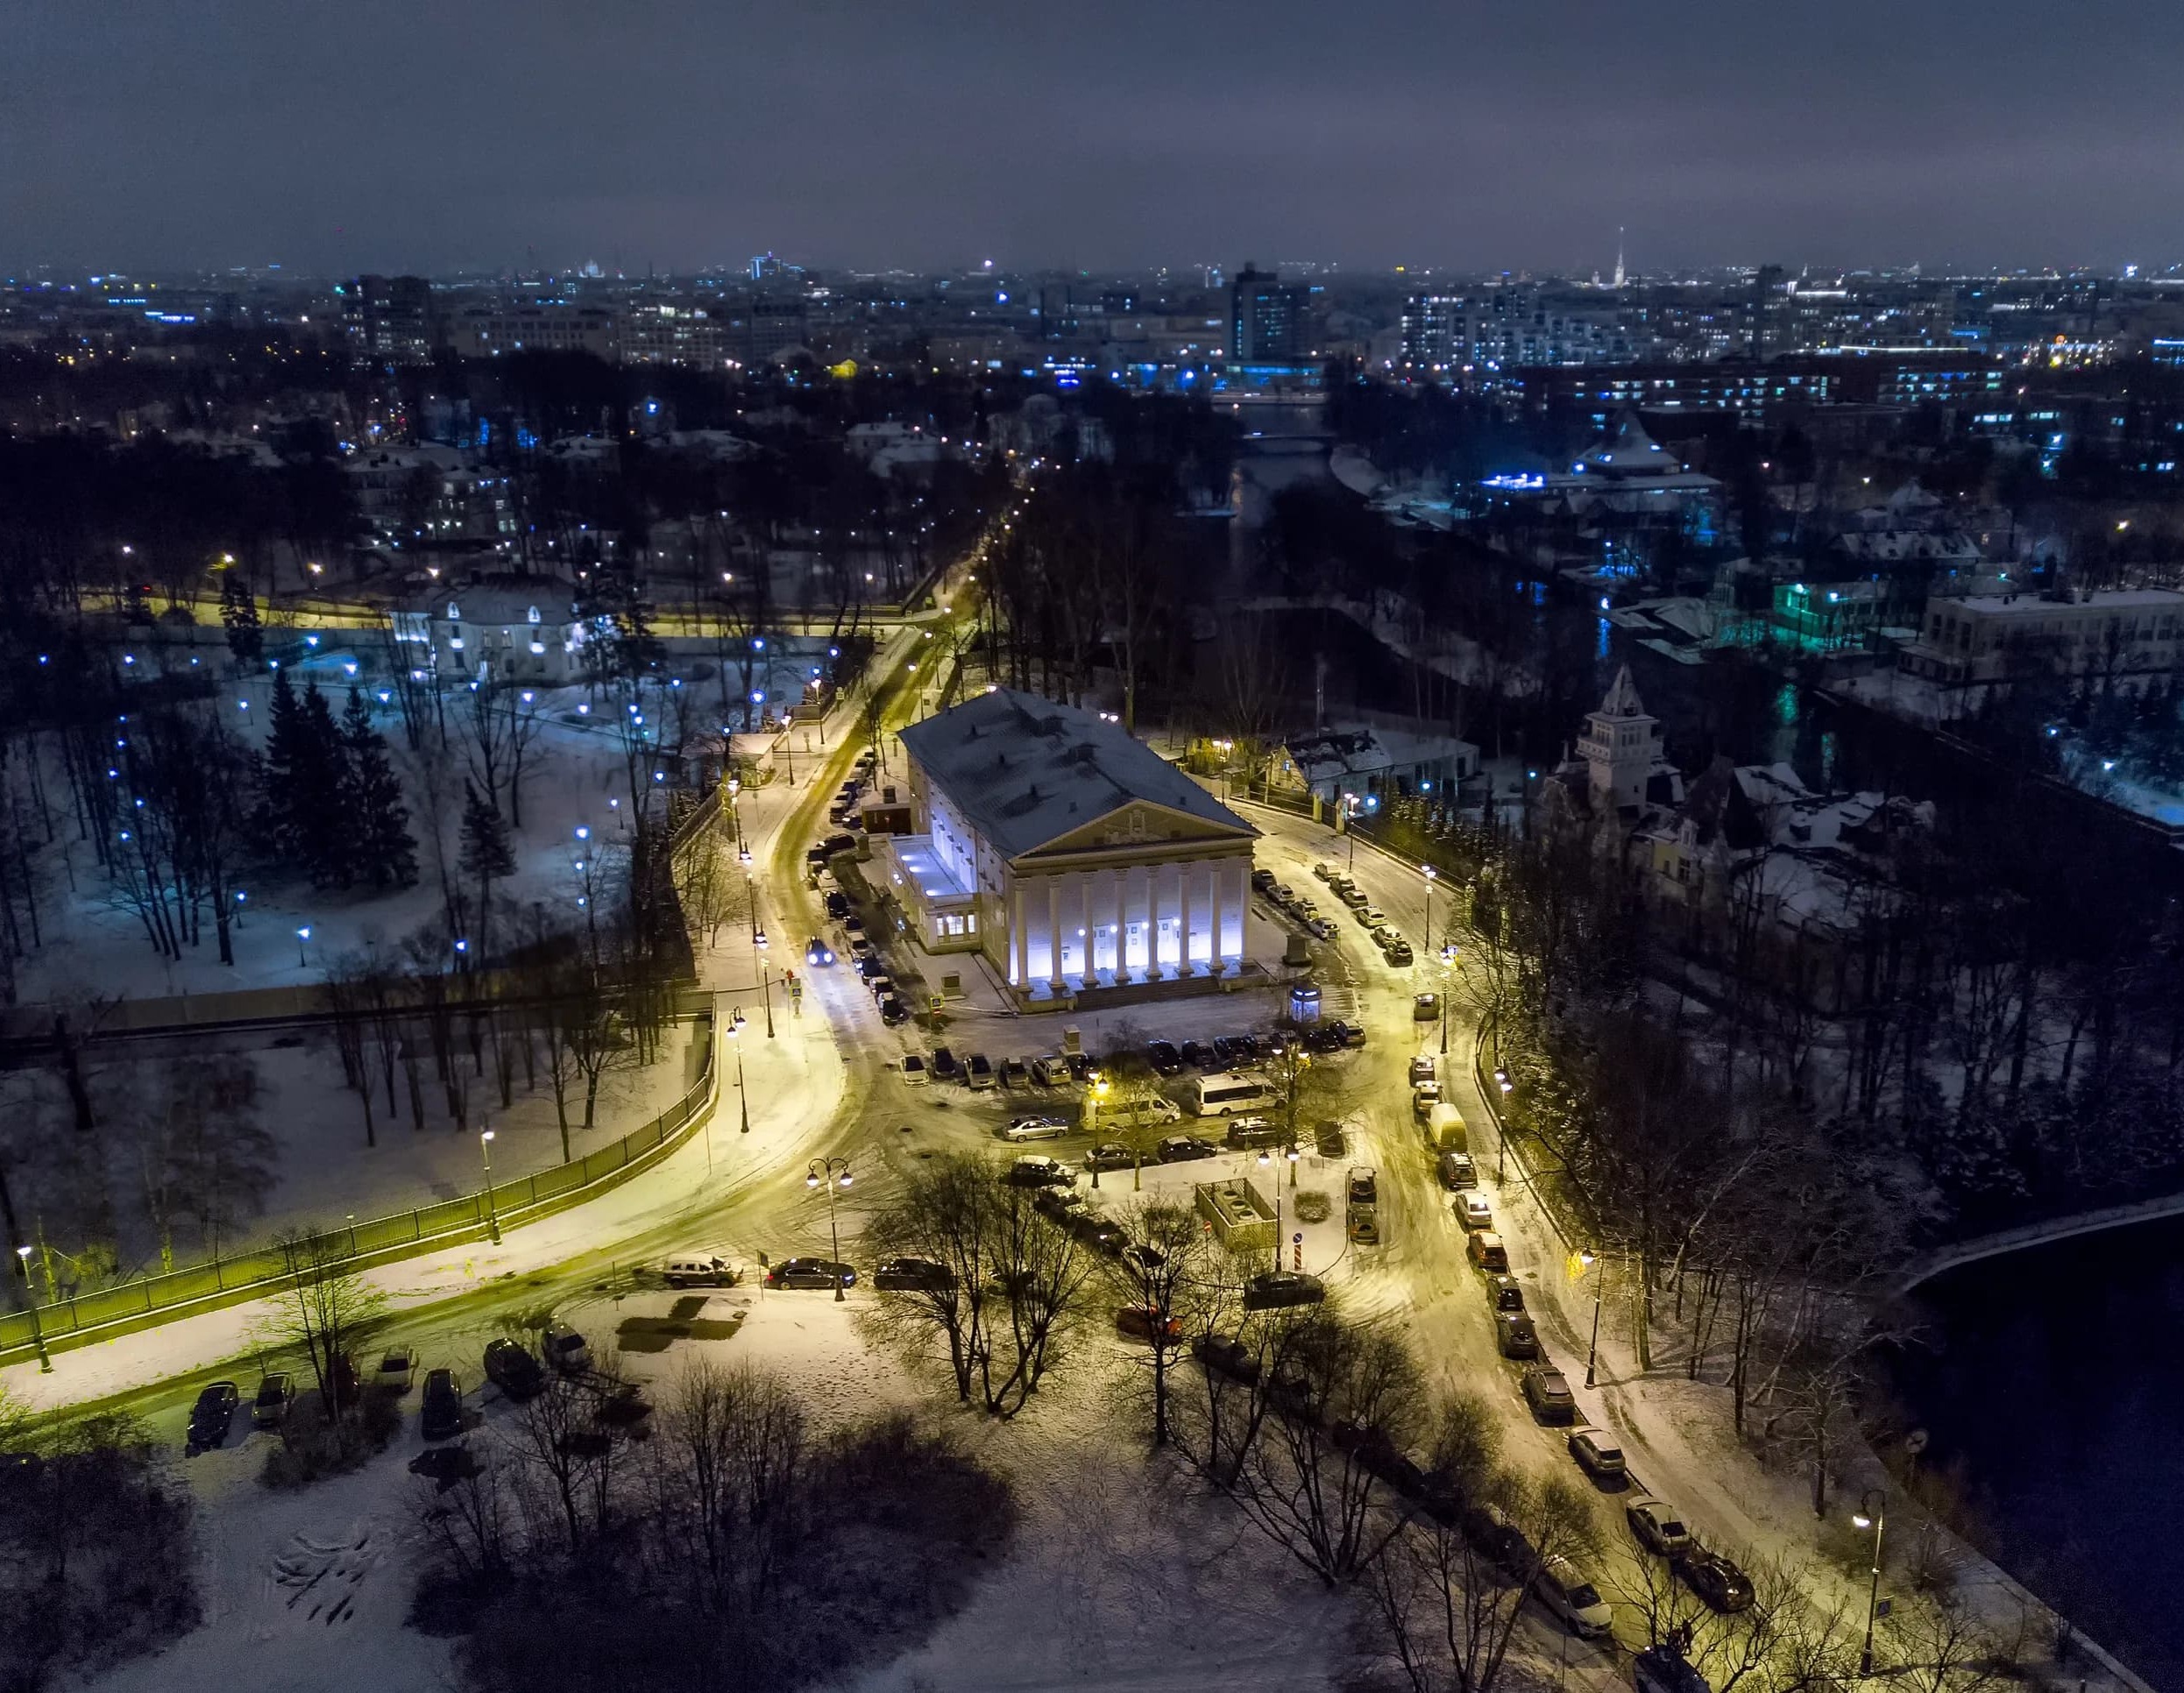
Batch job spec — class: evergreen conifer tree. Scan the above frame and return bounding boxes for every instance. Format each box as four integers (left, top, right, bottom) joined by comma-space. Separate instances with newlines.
259, 664, 306, 854
219, 573, 263, 668
297, 681, 355, 887
342, 686, 417, 889
459, 780, 516, 960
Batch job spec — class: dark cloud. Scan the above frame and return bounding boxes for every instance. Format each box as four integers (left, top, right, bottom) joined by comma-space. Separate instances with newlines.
5, 0, 2180, 274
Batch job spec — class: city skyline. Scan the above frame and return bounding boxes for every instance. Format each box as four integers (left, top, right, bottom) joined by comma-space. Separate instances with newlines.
8, 0, 2184, 276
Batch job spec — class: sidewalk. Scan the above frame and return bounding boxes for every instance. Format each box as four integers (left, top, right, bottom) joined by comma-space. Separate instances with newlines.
0, 996, 844, 1414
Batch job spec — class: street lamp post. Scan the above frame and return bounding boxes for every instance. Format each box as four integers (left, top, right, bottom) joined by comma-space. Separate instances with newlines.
760, 956, 775, 1038
12, 1243, 50, 1373
1853, 1491, 1887, 1676
479, 1129, 500, 1244
806, 1158, 852, 1301
1494, 1069, 1513, 1184
295, 924, 311, 968
731, 1011, 750, 1135
1088, 1075, 1108, 1188
1439, 944, 1457, 1057
1422, 863, 1437, 955
1580, 1249, 1603, 1386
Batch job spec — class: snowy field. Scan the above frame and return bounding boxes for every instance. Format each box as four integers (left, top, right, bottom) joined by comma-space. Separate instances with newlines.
15, 635, 841, 1007
81, 1286, 1349, 1693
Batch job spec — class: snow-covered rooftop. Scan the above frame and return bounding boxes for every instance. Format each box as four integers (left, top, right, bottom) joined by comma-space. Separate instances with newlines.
900, 690, 1253, 861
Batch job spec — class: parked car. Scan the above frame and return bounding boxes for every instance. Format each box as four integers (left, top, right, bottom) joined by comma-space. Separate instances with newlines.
878, 994, 909, 1025
1005, 1154, 1075, 1188
185, 1380, 240, 1452
1330, 1020, 1366, 1048
1308, 917, 1338, 941
1179, 1039, 1216, 1070
1408, 1055, 1438, 1085
1625, 1496, 1693, 1557
1065, 1052, 1093, 1082
804, 934, 835, 967
1356, 905, 1387, 928
932, 1046, 961, 1082
1568, 1426, 1627, 1481
1251, 868, 1277, 893
1533, 1555, 1613, 1639
874, 1257, 955, 1292
1497, 1313, 1541, 1359
1457, 1193, 1493, 1230
1411, 1081, 1443, 1119
1209, 1035, 1248, 1068
375, 1345, 418, 1394
1000, 1056, 1030, 1087
1468, 1231, 1508, 1272
484, 1339, 546, 1402
1677, 1547, 1755, 1613
966, 1052, 996, 1090
1145, 1040, 1183, 1076
1032, 1054, 1070, 1087
824, 891, 852, 920
1115, 1304, 1183, 1342
1118, 1243, 1168, 1276
663, 1251, 746, 1287
1070, 1213, 1127, 1255
1437, 1151, 1477, 1190
1195, 1334, 1259, 1383
1156, 1135, 1220, 1164
1522, 1366, 1577, 1424
1315, 1119, 1350, 1158
1000, 1115, 1070, 1143
1243, 1271, 1327, 1311
899, 1053, 929, 1085
1414, 992, 1440, 1022
420, 1370, 464, 1441
1485, 1273, 1526, 1312
767, 1257, 856, 1290
540, 1321, 591, 1375
1083, 1142, 1137, 1172
1035, 1187, 1088, 1223
252, 1372, 296, 1429
1223, 1115, 1286, 1149
1338, 885, 1369, 910
1634, 1646, 1713, 1693
1312, 861, 1336, 882
1383, 941, 1415, 967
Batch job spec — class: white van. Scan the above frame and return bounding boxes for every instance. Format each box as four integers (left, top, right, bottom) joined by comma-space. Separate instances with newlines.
1532, 1555, 1613, 1638
663, 1252, 746, 1288
1190, 1071, 1275, 1117
1085, 1094, 1182, 1131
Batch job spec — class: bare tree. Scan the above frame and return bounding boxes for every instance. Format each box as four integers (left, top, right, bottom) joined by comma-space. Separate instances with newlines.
259, 1226, 386, 1433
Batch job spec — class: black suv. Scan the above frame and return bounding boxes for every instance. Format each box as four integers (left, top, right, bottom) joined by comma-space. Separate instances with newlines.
931, 1047, 961, 1082
421, 1369, 465, 1441
1145, 1040, 1183, 1076
483, 1339, 546, 1402
186, 1381, 239, 1453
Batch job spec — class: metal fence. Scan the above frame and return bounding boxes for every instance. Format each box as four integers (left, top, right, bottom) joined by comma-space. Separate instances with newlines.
0, 1013, 717, 1363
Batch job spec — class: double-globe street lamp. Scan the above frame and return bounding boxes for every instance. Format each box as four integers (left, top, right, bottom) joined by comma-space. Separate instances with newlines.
805, 1158, 852, 1301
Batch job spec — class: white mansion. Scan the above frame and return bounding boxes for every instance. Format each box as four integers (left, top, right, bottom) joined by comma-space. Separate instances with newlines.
891, 691, 1261, 1006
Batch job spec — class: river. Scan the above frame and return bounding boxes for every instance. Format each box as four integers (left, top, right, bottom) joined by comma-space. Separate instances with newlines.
1891, 1216, 2184, 1689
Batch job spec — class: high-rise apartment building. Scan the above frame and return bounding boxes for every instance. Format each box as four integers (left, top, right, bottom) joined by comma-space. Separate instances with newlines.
341, 274, 435, 366
1230, 264, 1308, 361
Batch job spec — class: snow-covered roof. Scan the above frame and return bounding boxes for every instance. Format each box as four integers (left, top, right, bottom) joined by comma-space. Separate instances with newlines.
901, 689, 1253, 861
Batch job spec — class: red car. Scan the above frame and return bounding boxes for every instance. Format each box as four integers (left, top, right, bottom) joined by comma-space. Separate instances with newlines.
1115, 1304, 1182, 1342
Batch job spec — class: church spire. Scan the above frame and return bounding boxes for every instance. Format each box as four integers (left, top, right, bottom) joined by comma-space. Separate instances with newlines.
1613, 227, 1627, 291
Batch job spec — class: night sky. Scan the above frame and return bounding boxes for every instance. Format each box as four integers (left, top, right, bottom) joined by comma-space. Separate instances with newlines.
7, 0, 2180, 276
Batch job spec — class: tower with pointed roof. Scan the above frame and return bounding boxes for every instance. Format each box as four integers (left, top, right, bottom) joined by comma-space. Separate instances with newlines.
1577, 665, 1662, 810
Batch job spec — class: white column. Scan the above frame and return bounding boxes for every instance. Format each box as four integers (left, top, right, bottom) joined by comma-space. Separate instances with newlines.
1110, 868, 1127, 980
1180, 863, 1196, 972
1011, 878, 1028, 987
1046, 877, 1064, 992
1209, 863, 1225, 974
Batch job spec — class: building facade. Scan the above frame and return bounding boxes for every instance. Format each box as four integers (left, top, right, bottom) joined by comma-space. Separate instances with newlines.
1897, 588, 2184, 689
891, 691, 1259, 1006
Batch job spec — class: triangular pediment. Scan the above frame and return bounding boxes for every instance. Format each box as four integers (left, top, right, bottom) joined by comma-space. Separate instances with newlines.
1018, 799, 1256, 860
